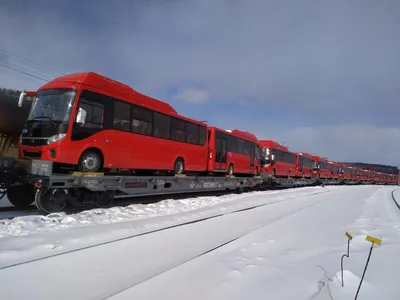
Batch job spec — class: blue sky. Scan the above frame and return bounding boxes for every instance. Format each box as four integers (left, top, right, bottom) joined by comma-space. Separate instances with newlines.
1, 0, 399, 165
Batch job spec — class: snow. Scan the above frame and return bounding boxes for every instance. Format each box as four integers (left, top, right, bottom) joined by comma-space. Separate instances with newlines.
0, 185, 399, 300
0, 186, 326, 238
0, 186, 328, 266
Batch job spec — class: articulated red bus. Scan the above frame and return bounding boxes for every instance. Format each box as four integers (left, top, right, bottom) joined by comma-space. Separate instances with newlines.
207, 127, 261, 176
259, 140, 297, 177
18, 72, 208, 174
296, 152, 314, 178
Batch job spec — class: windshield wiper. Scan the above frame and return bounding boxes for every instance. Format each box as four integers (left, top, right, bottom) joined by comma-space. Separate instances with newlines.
28, 116, 58, 126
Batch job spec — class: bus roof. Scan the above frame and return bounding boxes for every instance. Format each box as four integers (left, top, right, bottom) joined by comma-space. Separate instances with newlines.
312, 155, 328, 162
258, 140, 289, 151
297, 152, 314, 158
38, 72, 178, 115
209, 127, 258, 142
231, 129, 258, 142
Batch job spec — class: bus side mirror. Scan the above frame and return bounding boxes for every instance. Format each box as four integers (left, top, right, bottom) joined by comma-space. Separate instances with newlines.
18, 92, 26, 107
76, 108, 87, 125
271, 154, 276, 162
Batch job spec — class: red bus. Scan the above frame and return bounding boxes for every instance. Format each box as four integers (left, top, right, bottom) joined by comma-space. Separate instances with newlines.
296, 152, 314, 178
18, 72, 208, 174
328, 161, 340, 180
338, 164, 351, 181
369, 170, 377, 183
259, 140, 296, 178
357, 168, 370, 183
312, 156, 331, 179
349, 167, 357, 181
207, 127, 260, 176
365, 170, 373, 183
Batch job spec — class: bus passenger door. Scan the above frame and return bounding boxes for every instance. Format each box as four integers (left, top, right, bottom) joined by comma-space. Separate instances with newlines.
249, 144, 255, 173
215, 136, 227, 171
298, 156, 304, 173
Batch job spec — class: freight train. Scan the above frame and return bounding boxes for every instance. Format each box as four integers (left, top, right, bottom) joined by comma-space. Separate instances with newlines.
0, 72, 398, 214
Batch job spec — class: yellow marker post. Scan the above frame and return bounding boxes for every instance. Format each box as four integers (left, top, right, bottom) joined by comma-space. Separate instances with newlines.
365, 235, 382, 245
345, 232, 353, 241
341, 232, 353, 287
354, 235, 383, 300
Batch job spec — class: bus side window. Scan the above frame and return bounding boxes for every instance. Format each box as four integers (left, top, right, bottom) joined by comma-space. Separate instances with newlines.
131, 105, 153, 136
113, 101, 131, 131
153, 112, 170, 139
185, 122, 199, 145
77, 99, 104, 129
171, 118, 185, 142
199, 126, 206, 146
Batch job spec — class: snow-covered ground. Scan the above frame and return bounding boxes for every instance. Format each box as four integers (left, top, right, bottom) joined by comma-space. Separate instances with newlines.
0, 185, 399, 300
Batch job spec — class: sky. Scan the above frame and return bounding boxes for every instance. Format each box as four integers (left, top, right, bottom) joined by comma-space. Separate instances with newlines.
0, 0, 399, 165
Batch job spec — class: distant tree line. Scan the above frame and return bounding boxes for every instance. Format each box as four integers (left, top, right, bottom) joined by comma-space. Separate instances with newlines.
341, 162, 399, 175
0, 87, 22, 98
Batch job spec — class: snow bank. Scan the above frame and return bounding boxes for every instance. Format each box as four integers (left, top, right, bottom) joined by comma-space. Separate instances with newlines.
0, 186, 335, 266
312, 270, 381, 300
0, 186, 328, 238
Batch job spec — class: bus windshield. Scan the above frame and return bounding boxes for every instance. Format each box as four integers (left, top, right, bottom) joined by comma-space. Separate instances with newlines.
27, 89, 76, 124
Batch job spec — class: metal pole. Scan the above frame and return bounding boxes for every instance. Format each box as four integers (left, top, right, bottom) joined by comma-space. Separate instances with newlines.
354, 244, 374, 300
341, 238, 351, 287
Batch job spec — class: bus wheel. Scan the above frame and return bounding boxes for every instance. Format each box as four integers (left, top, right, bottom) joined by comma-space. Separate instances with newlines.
227, 164, 234, 176
78, 150, 102, 173
174, 158, 184, 175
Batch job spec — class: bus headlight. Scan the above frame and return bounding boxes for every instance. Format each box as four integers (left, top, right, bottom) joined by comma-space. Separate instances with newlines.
47, 133, 66, 144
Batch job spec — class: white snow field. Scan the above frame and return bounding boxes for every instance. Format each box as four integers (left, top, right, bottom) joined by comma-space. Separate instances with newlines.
0, 185, 399, 300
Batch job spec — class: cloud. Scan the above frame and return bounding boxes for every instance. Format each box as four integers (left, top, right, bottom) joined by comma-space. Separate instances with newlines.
175, 89, 211, 104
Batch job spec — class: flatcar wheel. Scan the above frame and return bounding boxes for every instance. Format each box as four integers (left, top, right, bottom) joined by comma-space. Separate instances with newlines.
6, 184, 35, 208
35, 188, 67, 214
96, 191, 114, 208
